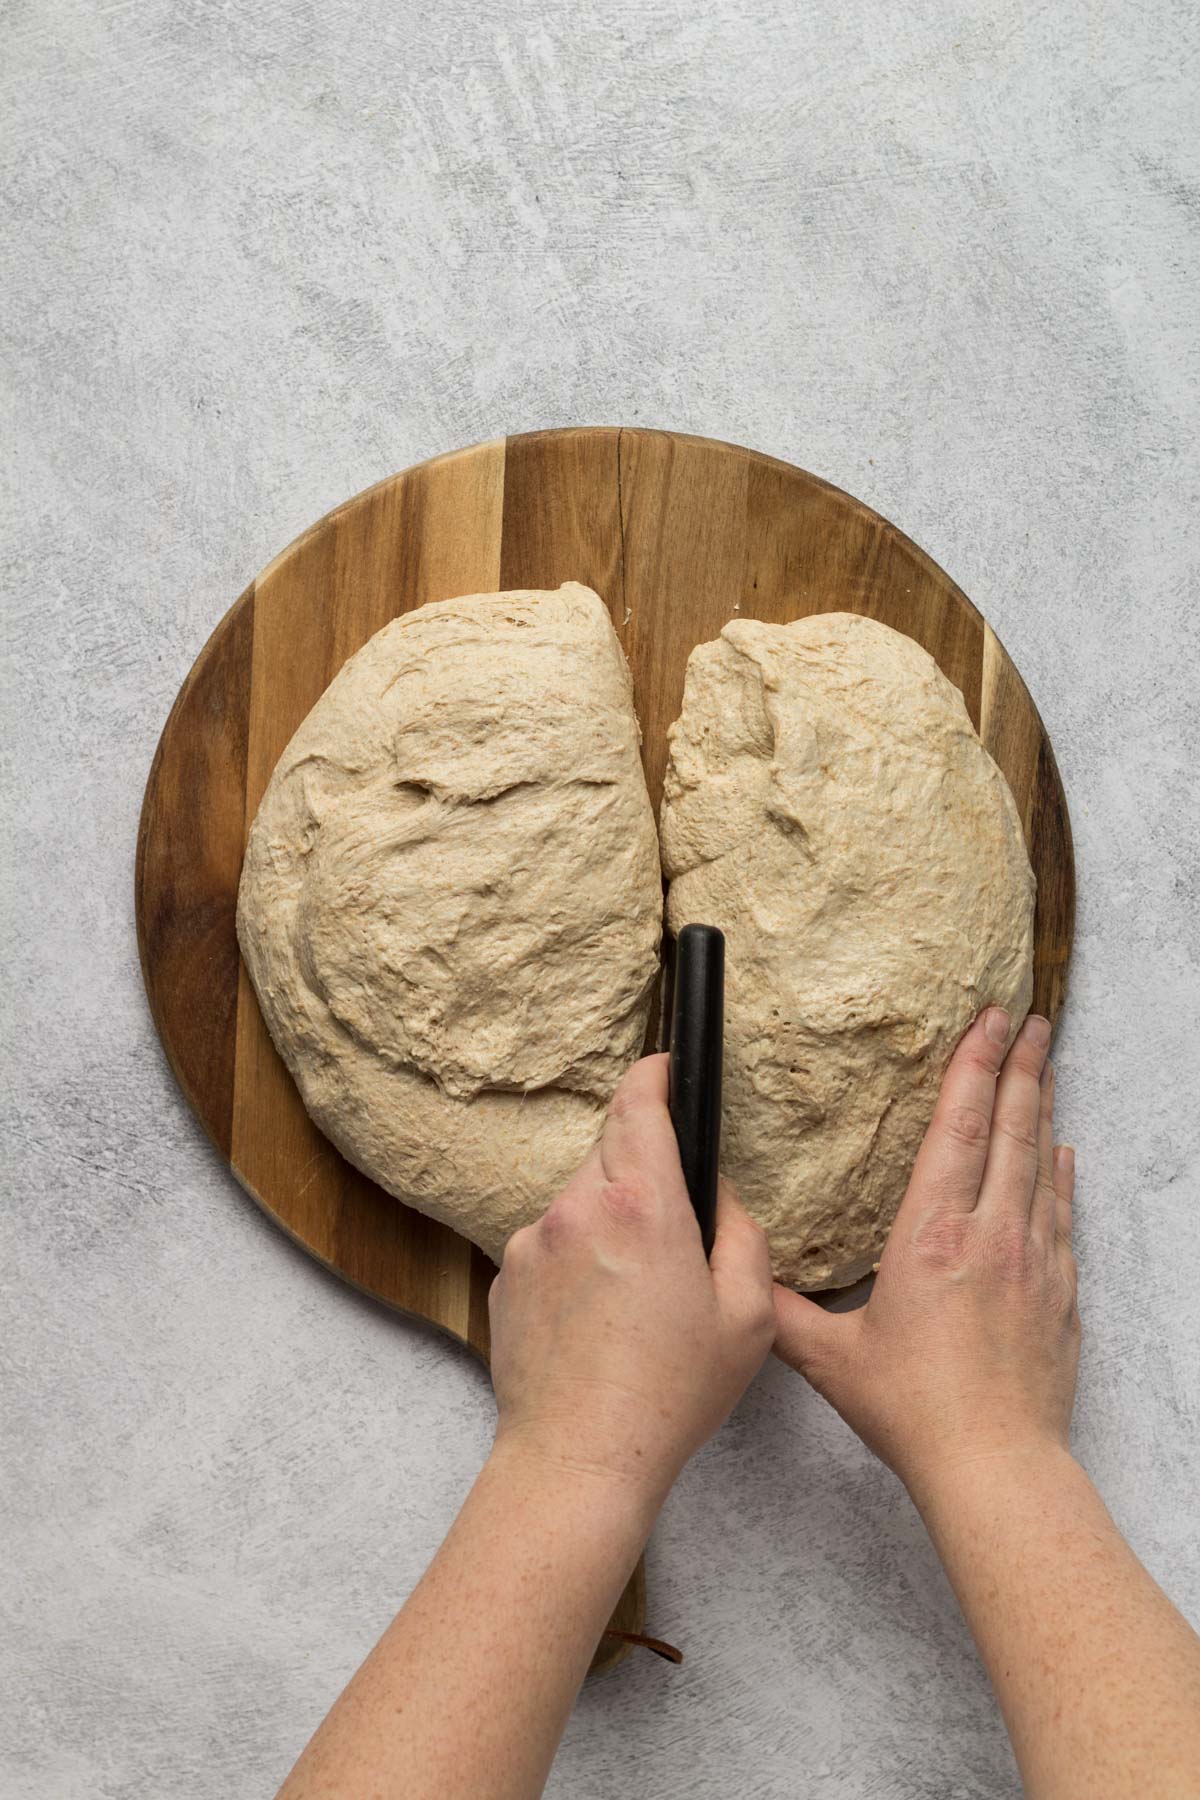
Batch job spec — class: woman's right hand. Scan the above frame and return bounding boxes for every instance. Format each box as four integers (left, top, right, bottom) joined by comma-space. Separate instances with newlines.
773, 1008, 1080, 1506
489, 1053, 776, 1513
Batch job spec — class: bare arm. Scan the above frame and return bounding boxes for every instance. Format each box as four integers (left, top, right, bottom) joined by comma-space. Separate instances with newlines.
775, 1010, 1200, 1799
920, 1445, 1200, 1797
274, 1445, 653, 1800
276, 1055, 775, 1800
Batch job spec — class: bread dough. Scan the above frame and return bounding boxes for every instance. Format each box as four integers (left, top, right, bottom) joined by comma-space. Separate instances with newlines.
660, 612, 1035, 1291
240, 592, 1034, 1292
236, 583, 662, 1262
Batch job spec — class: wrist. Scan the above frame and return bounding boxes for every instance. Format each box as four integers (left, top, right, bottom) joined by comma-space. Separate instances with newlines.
905, 1433, 1079, 1524
486, 1426, 666, 1546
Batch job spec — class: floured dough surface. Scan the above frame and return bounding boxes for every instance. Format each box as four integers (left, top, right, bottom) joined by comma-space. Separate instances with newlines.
236, 583, 662, 1262
660, 612, 1035, 1291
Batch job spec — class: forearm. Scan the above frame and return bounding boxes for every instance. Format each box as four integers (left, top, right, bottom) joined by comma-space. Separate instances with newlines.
277, 1440, 655, 1800
915, 1444, 1200, 1800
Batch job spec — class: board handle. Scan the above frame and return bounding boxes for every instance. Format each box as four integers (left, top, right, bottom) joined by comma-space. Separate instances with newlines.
667, 924, 724, 1258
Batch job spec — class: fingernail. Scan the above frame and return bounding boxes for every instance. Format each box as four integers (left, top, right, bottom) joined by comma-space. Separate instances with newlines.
1054, 1144, 1075, 1174
984, 1007, 1010, 1044
1024, 1014, 1052, 1049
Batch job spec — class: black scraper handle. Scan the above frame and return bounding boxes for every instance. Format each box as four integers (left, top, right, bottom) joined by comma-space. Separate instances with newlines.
668, 924, 724, 1259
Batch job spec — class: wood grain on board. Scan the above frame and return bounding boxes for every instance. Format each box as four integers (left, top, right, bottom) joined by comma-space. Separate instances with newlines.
136, 427, 1076, 1671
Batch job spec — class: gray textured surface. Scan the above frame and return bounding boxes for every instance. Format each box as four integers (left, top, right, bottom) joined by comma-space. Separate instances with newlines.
3, 0, 1198, 1794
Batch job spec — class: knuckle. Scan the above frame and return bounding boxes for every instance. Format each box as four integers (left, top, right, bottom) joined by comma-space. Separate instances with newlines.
598, 1178, 653, 1229
536, 1196, 578, 1245
982, 1219, 1034, 1280
994, 1111, 1039, 1153
911, 1210, 973, 1270
940, 1102, 992, 1149
1034, 1175, 1057, 1208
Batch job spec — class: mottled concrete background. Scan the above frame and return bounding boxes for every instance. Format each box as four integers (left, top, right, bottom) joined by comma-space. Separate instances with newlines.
3, 0, 1198, 1794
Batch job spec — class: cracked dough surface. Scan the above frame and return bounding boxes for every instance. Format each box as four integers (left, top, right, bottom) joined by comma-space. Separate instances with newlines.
236, 583, 662, 1262
660, 612, 1035, 1290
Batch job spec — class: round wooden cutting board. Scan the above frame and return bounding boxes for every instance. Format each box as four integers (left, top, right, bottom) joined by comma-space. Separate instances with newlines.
136, 427, 1074, 1669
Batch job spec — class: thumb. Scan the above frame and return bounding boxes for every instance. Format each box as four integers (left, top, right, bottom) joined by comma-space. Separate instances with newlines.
773, 1285, 855, 1386
708, 1177, 771, 1281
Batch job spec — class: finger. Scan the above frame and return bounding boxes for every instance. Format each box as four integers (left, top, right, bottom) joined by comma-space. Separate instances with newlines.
598, 1053, 688, 1207
772, 1284, 854, 1392
1057, 1144, 1079, 1288
976, 1013, 1052, 1221
709, 1178, 773, 1303
1053, 1143, 1075, 1239
1030, 1062, 1057, 1246
897, 1006, 1010, 1226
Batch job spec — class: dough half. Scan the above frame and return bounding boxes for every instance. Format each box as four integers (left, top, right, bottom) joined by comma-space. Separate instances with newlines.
236, 583, 663, 1262
660, 612, 1035, 1290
